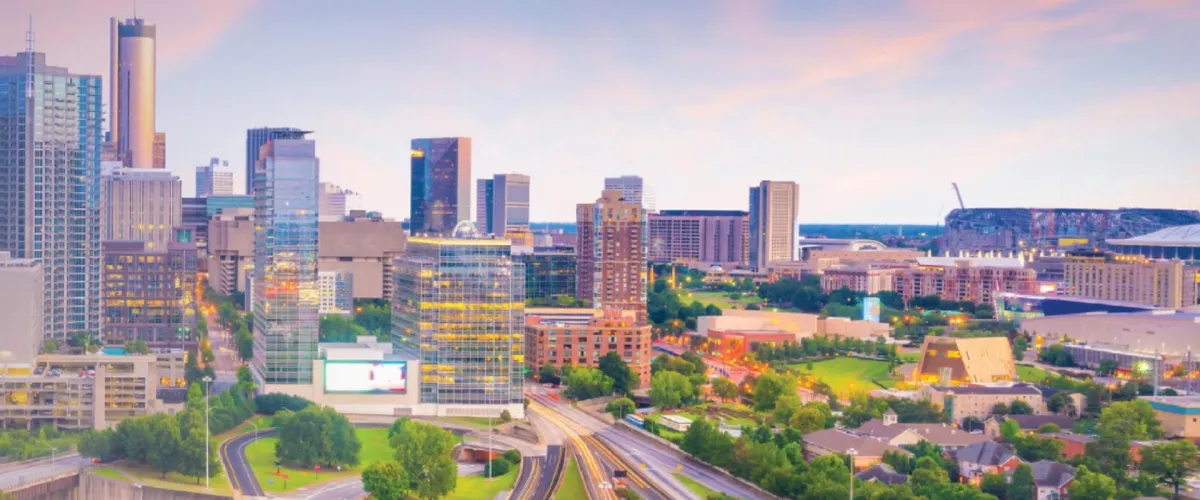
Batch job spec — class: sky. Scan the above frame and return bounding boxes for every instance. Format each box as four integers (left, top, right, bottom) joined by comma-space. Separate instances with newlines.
6, 0, 1200, 224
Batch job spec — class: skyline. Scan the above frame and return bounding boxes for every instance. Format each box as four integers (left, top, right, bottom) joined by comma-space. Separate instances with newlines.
5, 0, 1200, 223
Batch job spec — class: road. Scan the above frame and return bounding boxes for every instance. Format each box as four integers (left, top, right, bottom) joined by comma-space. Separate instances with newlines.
0, 454, 92, 490
221, 429, 270, 497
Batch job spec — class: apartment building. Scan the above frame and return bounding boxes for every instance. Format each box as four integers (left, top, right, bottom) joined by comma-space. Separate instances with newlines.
524, 309, 652, 387
648, 210, 749, 268
1061, 251, 1199, 308
821, 265, 902, 294
893, 257, 1037, 305
577, 190, 648, 323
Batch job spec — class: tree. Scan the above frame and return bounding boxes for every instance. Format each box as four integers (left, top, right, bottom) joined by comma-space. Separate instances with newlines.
789, 403, 831, 433
78, 429, 117, 462
353, 302, 392, 335
1096, 359, 1119, 377
1008, 400, 1034, 415
320, 314, 371, 342
563, 367, 614, 400
178, 420, 216, 483
751, 371, 796, 411
605, 397, 637, 420
650, 371, 693, 409
840, 394, 889, 428
1036, 423, 1061, 434
911, 456, 950, 492
1067, 466, 1116, 500
1011, 434, 1063, 462
41, 339, 57, 354
1012, 337, 1027, 361
962, 416, 984, 432
537, 363, 560, 384
980, 473, 1008, 499
711, 377, 738, 402
255, 393, 312, 415
1046, 392, 1071, 414
388, 418, 457, 499
1140, 439, 1200, 499
771, 395, 802, 425
274, 405, 361, 468
362, 461, 410, 500
1098, 400, 1162, 440
126, 339, 149, 354
1006, 463, 1035, 500
235, 324, 254, 362
598, 352, 635, 394
876, 291, 905, 310
991, 402, 1010, 415
145, 413, 183, 478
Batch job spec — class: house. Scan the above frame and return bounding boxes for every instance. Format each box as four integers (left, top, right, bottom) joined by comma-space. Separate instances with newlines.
802, 429, 908, 471
1030, 460, 1075, 500
1046, 432, 1094, 459
954, 441, 1022, 484
855, 463, 908, 485
917, 383, 1046, 423
984, 414, 1077, 438
853, 410, 992, 452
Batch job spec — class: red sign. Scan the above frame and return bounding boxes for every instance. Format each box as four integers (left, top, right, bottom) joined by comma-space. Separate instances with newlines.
314, 465, 321, 472
282, 474, 289, 480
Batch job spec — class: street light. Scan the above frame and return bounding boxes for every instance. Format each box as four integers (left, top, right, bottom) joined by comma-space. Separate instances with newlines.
847, 448, 857, 500
203, 375, 213, 491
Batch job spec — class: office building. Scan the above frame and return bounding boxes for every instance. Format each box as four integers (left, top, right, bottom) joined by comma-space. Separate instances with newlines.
604, 175, 655, 213
245, 127, 311, 195
391, 222, 525, 417
318, 182, 361, 222
893, 256, 1038, 305
195, 157, 234, 197
109, 18, 157, 169
476, 174, 531, 237
525, 309, 652, 387
101, 168, 182, 250
0, 253, 42, 368
0, 51, 103, 341
648, 210, 749, 268
252, 139, 320, 387
748, 181, 799, 270
576, 190, 648, 322
514, 247, 577, 304
318, 213, 406, 301
318, 270, 354, 315
102, 241, 197, 347
1061, 251, 1199, 308
205, 195, 255, 216
410, 137, 472, 235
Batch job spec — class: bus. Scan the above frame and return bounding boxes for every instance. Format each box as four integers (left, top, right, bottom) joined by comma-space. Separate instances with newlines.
624, 414, 644, 429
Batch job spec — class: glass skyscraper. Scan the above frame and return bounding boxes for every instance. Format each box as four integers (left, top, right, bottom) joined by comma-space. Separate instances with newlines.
392, 222, 525, 415
410, 137, 471, 236
245, 127, 310, 195
252, 139, 320, 386
0, 51, 103, 340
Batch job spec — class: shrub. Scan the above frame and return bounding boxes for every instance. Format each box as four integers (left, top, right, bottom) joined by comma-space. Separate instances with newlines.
485, 457, 511, 476
502, 449, 521, 464
255, 393, 313, 415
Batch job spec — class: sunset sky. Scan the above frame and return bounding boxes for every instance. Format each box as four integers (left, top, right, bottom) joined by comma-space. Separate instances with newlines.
6, 0, 1200, 223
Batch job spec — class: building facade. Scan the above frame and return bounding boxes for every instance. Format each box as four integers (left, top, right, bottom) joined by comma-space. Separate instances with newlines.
245, 127, 310, 195
476, 173, 530, 237
252, 139, 320, 387
317, 214, 406, 301
749, 181, 798, 270
893, 257, 1038, 305
101, 168, 182, 250
391, 222, 525, 417
318, 182, 361, 222
525, 309, 652, 386
102, 240, 197, 347
206, 214, 254, 296
821, 265, 900, 295
0, 51, 103, 341
318, 270, 354, 315
514, 248, 577, 304
581, 190, 648, 323
110, 17, 157, 169
0, 253, 42, 367
410, 137, 471, 236
1061, 251, 1199, 308
0, 354, 163, 430
648, 210, 749, 268
575, 203, 596, 302
195, 157, 233, 197
604, 175, 655, 213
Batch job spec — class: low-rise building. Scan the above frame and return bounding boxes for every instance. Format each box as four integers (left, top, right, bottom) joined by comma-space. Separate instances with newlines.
696, 310, 891, 342
954, 441, 1022, 484
0, 354, 164, 430
660, 415, 693, 432
855, 464, 908, 485
1143, 395, 1200, 439
1046, 432, 1094, 459
820, 265, 901, 295
983, 414, 1077, 439
802, 428, 907, 471
912, 336, 1017, 386
917, 384, 1045, 424
1030, 460, 1075, 500
1021, 312, 1200, 364
893, 256, 1037, 305
853, 411, 992, 452
524, 309, 652, 387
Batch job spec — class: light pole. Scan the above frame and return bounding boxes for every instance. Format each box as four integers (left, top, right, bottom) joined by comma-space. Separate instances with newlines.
847, 448, 857, 500
203, 375, 213, 491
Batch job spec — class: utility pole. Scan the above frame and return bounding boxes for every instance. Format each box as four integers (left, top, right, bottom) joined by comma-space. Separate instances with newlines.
203, 375, 213, 490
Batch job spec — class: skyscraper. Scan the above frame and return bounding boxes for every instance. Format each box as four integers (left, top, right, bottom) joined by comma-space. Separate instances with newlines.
391, 221, 525, 417
748, 181, 799, 270
245, 127, 311, 195
195, 157, 234, 197
410, 137, 471, 236
580, 190, 648, 322
110, 17, 157, 169
101, 168, 182, 249
0, 50, 103, 341
575, 203, 595, 303
604, 175, 656, 213
252, 139, 320, 386
476, 173, 530, 236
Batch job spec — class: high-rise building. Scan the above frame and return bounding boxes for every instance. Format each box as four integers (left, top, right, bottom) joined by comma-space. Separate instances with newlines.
410, 137, 471, 235
575, 203, 596, 302
648, 210, 749, 268
102, 241, 197, 347
579, 190, 648, 322
195, 158, 234, 197
1062, 251, 1199, 308
252, 139, 320, 387
0, 51, 103, 341
153, 132, 166, 169
206, 213, 254, 297
391, 221, 525, 417
245, 127, 311, 195
318, 182, 360, 222
476, 173, 530, 237
604, 175, 655, 213
0, 252, 43, 366
317, 213, 406, 302
748, 181, 799, 270
101, 168, 182, 250
514, 247, 577, 304
317, 270, 354, 315
109, 18, 157, 169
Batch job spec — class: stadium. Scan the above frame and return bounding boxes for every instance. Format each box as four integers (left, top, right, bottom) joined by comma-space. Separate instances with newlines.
943, 208, 1200, 253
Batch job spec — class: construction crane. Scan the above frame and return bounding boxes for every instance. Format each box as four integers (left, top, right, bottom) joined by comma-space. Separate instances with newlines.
951, 182, 965, 210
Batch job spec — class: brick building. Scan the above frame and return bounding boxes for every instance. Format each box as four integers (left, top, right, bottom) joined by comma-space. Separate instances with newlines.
524, 309, 652, 387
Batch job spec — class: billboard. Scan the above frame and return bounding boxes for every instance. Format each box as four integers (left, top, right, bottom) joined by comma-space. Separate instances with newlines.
324, 360, 408, 394
862, 297, 881, 322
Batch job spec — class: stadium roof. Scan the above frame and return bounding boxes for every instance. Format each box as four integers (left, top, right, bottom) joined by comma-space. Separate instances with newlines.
1108, 224, 1200, 247
916, 256, 1024, 268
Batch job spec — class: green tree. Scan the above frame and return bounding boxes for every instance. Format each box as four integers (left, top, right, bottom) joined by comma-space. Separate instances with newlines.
605, 397, 637, 420
1096, 359, 1119, 377
41, 339, 57, 354
319, 314, 371, 342
1046, 392, 1071, 414
537, 363, 560, 384
710, 377, 738, 402
235, 324, 254, 362
598, 352, 635, 394
1067, 466, 1116, 500
1140, 439, 1200, 499
563, 367, 614, 400
910, 456, 950, 493
1012, 337, 1027, 362
146, 413, 183, 478
78, 429, 116, 462
789, 403, 831, 433
751, 371, 796, 411
649, 371, 693, 409
178, 420, 217, 483
771, 395, 803, 425
840, 394, 889, 428
980, 473, 1008, 499
126, 339, 149, 354
387, 418, 457, 499
274, 405, 361, 468
1006, 464, 1035, 500
362, 461, 410, 500
1008, 400, 1034, 415
353, 303, 392, 334
1011, 434, 1063, 462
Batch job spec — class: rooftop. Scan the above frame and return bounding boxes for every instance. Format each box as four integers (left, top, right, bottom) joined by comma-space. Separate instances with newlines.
654, 210, 748, 217
802, 429, 907, 457
916, 256, 1025, 269
954, 441, 1018, 467
1030, 460, 1075, 489
854, 419, 992, 448
937, 384, 1042, 396
855, 464, 908, 485
991, 414, 1076, 430
1108, 224, 1200, 247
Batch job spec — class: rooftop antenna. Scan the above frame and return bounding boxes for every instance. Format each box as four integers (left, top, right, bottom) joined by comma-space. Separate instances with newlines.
25, 15, 34, 99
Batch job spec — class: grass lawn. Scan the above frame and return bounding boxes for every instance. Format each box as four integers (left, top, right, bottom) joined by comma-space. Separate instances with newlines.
437, 417, 501, 431
245, 427, 393, 494
216, 415, 275, 442
899, 352, 921, 363
90, 466, 129, 481
790, 357, 898, 391
555, 457, 586, 500
688, 290, 762, 311
1017, 364, 1053, 383
673, 472, 719, 498
669, 403, 758, 428
446, 468, 519, 500
109, 462, 234, 496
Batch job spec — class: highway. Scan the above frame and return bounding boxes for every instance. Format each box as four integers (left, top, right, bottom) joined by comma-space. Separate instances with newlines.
0, 454, 92, 490
221, 429, 270, 497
